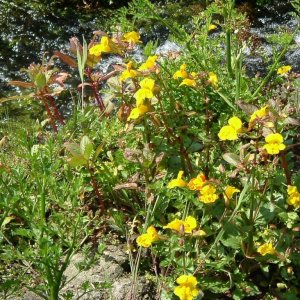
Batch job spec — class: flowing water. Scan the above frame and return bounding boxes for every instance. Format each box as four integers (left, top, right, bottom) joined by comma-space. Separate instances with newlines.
0, 0, 298, 120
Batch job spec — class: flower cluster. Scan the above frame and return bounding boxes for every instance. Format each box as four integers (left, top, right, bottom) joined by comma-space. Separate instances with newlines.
174, 275, 200, 300
287, 185, 300, 208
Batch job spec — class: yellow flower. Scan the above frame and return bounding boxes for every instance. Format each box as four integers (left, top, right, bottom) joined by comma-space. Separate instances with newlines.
249, 106, 268, 124
199, 184, 219, 204
257, 242, 276, 256
119, 61, 138, 81
123, 31, 141, 43
136, 226, 160, 248
288, 185, 299, 195
187, 173, 207, 191
208, 72, 218, 87
228, 116, 242, 131
163, 219, 183, 232
174, 275, 200, 300
127, 105, 151, 121
179, 78, 197, 87
208, 24, 217, 31
138, 55, 158, 71
167, 170, 187, 189
89, 36, 118, 56
173, 64, 189, 79
287, 185, 300, 208
218, 116, 242, 141
277, 65, 292, 75
263, 133, 286, 155
224, 186, 240, 205
184, 216, 197, 233
134, 78, 155, 106
163, 216, 197, 234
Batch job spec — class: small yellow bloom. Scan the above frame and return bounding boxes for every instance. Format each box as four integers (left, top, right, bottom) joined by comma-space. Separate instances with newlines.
187, 173, 206, 191
134, 78, 155, 106
89, 36, 118, 56
208, 24, 217, 31
249, 106, 268, 124
208, 72, 218, 87
287, 185, 300, 208
136, 226, 160, 248
167, 170, 187, 189
224, 186, 240, 204
138, 55, 158, 71
179, 78, 197, 87
199, 184, 219, 204
218, 125, 238, 141
288, 185, 299, 195
123, 31, 141, 43
218, 116, 242, 141
228, 116, 242, 131
173, 64, 188, 79
127, 105, 150, 121
184, 216, 197, 233
119, 61, 138, 81
174, 275, 200, 300
263, 133, 286, 155
163, 216, 197, 234
257, 242, 276, 256
277, 65, 292, 75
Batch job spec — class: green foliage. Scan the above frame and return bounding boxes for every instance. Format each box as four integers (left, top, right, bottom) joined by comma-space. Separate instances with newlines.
1, 0, 300, 299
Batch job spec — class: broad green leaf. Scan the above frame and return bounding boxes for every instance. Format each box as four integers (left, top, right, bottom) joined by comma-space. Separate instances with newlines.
68, 156, 87, 167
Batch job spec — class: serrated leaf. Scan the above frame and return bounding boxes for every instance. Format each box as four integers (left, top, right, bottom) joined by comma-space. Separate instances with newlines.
80, 136, 93, 159
223, 153, 240, 166
34, 73, 47, 90
68, 156, 87, 167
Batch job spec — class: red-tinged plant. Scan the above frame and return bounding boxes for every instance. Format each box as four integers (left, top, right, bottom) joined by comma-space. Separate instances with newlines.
7, 59, 67, 132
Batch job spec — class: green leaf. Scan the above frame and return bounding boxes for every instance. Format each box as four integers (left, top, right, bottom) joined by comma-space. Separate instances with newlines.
80, 136, 94, 159
34, 73, 47, 90
1, 216, 15, 228
68, 156, 88, 167
93, 144, 103, 161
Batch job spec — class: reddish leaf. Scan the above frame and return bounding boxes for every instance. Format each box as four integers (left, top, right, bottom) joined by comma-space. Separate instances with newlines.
8, 81, 34, 88
53, 51, 77, 67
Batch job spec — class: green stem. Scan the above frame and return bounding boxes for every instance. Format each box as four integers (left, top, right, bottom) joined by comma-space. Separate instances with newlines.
226, 29, 234, 79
